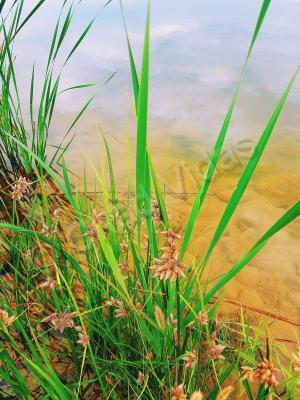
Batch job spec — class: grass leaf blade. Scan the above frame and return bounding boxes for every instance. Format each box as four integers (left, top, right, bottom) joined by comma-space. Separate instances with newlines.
135, 0, 150, 231
201, 66, 299, 269
180, 0, 273, 259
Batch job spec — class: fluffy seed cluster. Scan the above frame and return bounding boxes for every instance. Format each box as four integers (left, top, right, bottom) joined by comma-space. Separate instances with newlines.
77, 332, 90, 346
119, 262, 128, 273
105, 297, 127, 318
39, 278, 56, 290
42, 311, 75, 333
0, 308, 15, 327
84, 225, 98, 240
144, 351, 154, 361
152, 230, 185, 281
151, 200, 162, 222
136, 371, 145, 385
11, 176, 32, 201
170, 384, 186, 400
75, 326, 90, 347
216, 385, 233, 400
197, 311, 208, 325
241, 359, 279, 389
208, 332, 225, 360
120, 241, 128, 254
183, 350, 197, 369
84, 209, 100, 240
190, 391, 204, 400
256, 359, 279, 388
40, 224, 50, 237
115, 301, 127, 318
53, 208, 63, 218
104, 297, 142, 319
41, 313, 89, 347
241, 366, 255, 382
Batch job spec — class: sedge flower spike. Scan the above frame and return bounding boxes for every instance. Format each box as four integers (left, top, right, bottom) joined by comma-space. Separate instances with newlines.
42, 311, 75, 333
11, 176, 32, 201
256, 359, 279, 389
152, 230, 185, 281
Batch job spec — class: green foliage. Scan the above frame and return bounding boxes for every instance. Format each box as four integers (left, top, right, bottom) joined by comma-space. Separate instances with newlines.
0, 0, 94, 176
0, 0, 299, 399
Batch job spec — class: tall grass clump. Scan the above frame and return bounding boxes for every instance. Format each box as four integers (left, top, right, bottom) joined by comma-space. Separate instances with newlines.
0, 0, 299, 399
0, 0, 94, 210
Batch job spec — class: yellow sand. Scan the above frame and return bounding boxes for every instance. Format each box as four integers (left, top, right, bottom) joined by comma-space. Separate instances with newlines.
66, 132, 300, 342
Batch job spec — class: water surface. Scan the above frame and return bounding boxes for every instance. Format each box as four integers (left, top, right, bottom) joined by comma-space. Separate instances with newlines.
12, 0, 300, 338
15, 0, 300, 147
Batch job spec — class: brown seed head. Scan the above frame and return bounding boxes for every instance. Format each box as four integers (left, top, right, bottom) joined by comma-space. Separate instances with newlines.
144, 351, 154, 361
241, 366, 255, 382
40, 224, 50, 237
256, 358, 279, 389
42, 311, 74, 333
190, 391, 204, 400
115, 300, 127, 319
0, 309, 15, 327
39, 278, 56, 290
11, 177, 32, 201
208, 334, 225, 360
152, 201, 162, 222
84, 224, 98, 240
197, 311, 208, 325
152, 239, 185, 282
136, 371, 145, 385
77, 332, 90, 347
120, 241, 128, 254
216, 386, 233, 400
53, 208, 63, 218
183, 350, 197, 369
170, 384, 186, 400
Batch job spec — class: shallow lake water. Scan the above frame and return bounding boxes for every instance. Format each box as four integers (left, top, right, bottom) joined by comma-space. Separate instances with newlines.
13, 0, 300, 340
61, 131, 300, 344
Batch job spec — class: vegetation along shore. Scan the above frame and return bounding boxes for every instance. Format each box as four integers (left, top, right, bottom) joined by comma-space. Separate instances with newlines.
0, 0, 299, 398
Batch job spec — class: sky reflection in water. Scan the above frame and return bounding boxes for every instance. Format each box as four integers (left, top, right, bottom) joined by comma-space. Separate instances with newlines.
14, 0, 300, 146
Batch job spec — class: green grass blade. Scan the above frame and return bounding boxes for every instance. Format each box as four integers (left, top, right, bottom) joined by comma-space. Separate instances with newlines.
13, 0, 46, 39
0, 222, 87, 282
30, 65, 35, 135
247, 0, 271, 57
120, 0, 139, 109
65, 95, 95, 137
64, 17, 96, 65
53, 4, 73, 60
134, 312, 162, 357
103, 70, 117, 86
144, 153, 157, 256
200, 66, 299, 270
148, 152, 169, 227
0, 350, 30, 399
97, 227, 129, 295
102, 134, 116, 204
0, 0, 8, 14
103, 0, 113, 7
46, 8, 62, 70
135, 0, 150, 231
59, 83, 95, 95
180, 0, 273, 260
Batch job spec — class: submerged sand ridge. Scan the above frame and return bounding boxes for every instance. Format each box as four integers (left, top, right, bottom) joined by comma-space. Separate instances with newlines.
67, 133, 300, 341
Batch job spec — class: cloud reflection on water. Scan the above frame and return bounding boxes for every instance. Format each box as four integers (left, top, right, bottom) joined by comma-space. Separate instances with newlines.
14, 0, 300, 146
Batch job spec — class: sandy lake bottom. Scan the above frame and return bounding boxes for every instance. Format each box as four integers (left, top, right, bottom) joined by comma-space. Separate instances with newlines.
64, 131, 300, 344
